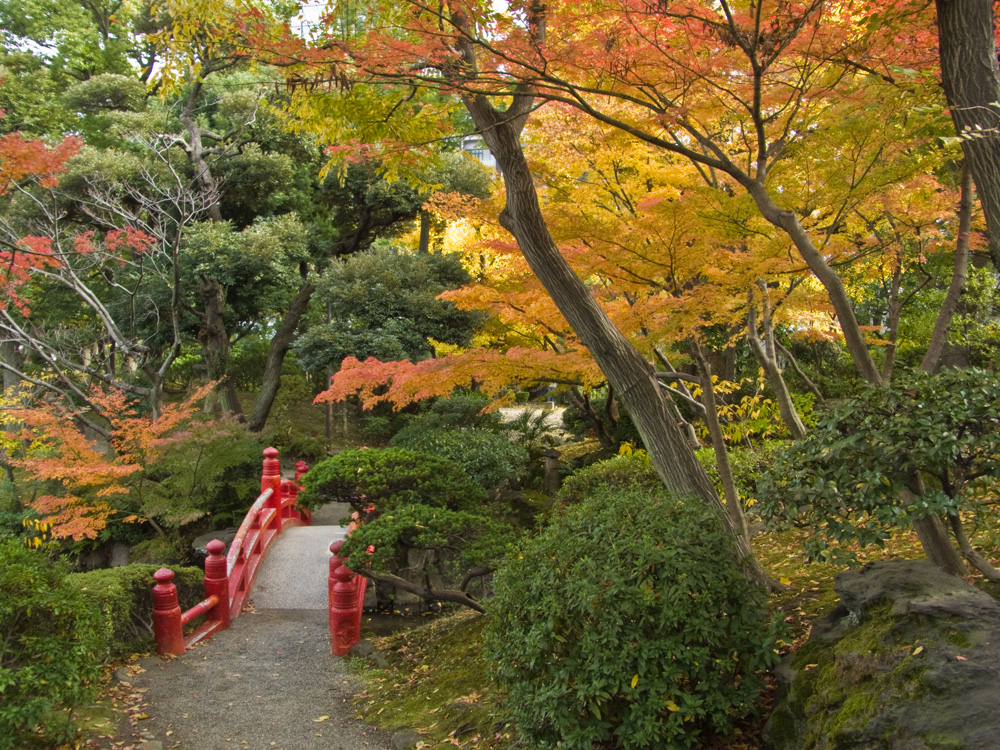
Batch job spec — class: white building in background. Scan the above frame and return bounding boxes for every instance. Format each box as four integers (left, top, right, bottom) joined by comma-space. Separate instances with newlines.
461, 136, 497, 170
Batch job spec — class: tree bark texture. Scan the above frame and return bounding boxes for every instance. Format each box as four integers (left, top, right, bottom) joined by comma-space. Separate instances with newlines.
921, 162, 972, 373
690, 340, 750, 541
747, 284, 807, 440
198, 275, 242, 416
936, 0, 1000, 268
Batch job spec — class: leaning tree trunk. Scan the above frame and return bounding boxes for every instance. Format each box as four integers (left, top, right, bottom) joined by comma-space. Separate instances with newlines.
246, 282, 315, 432
922, 163, 972, 373
747, 283, 807, 440
936, 0, 1000, 269
463, 92, 779, 589
690, 339, 750, 541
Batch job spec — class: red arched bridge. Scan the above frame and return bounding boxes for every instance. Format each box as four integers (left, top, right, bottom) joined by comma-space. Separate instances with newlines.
150, 447, 366, 657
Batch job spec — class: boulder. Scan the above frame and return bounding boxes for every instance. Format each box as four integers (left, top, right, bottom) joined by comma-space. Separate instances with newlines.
190, 528, 238, 566
765, 559, 1000, 750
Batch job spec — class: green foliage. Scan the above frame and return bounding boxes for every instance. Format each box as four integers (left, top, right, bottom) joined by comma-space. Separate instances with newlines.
504, 408, 560, 454
294, 247, 485, 371
758, 368, 1000, 563
68, 564, 204, 658
296, 448, 486, 514
417, 391, 503, 431
562, 387, 642, 447
555, 453, 662, 507
484, 487, 777, 749
695, 441, 782, 511
0, 540, 103, 749
341, 504, 515, 580
135, 417, 262, 529
949, 267, 1000, 369
390, 426, 528, 491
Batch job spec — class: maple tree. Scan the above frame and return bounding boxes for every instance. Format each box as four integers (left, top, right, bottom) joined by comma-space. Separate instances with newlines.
156, 0, 992, 578
3, 382, 256, 540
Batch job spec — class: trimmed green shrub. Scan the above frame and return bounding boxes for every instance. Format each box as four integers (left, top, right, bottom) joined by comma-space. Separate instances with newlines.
69, 564, 204, 657
555, 453, 662, 507
484, 487, 777, 749
295, 448, 487, 514
341, 504, 517, 608
0, 539, 104, 749
390, 426, 528, 490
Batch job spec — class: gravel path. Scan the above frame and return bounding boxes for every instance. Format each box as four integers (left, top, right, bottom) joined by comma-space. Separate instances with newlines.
123, 508, 393, 750
129, 609, 395, 750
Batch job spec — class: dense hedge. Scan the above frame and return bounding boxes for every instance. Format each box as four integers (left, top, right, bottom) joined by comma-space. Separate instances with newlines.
0, 540, 104, 748
390, 425, 528, 491
484, 485, 777, 749
69, 563, 205, 657
555, 452, 662, 507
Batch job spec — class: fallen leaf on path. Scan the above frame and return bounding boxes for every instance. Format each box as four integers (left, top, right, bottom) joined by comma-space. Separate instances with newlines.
312, 716, 330, 722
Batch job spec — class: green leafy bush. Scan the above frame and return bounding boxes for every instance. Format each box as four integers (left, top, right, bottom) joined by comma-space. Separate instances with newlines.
484, 488, 777, 749
341, 504, 517, 608
0, 540, 104, 749
295, 448, 486, 514
417, 391, 503, 431
562, 387, 642, 447
758, 368, 1000, 562
69, 564, 204, 657
555, 453, 662, 507
390, 426, 528, 491
139, 417, 262, 528
695, 441, 782, 512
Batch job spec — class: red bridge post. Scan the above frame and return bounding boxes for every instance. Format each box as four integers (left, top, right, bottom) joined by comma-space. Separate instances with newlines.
261, 447, 283, 531
329, 540, 362, 656
203, 539, 231, 629
152, 568, 185, 656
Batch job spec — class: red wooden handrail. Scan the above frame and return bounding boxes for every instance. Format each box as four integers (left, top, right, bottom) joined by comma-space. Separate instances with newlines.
152, 447, 310, 656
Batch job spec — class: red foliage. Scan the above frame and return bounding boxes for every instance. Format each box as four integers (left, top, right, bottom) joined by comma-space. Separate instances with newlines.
9, 384, 215, 540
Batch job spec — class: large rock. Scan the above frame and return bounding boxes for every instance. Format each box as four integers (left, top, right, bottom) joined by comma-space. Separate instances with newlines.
765, 559, 1000, 750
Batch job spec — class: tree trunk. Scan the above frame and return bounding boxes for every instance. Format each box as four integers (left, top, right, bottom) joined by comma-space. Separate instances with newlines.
198, 275, 242, 416
690, 339, 750, 540
418, 209, 432, 254
464, 93, 777, 588
1, 340, 22, 393
246, 282, 316, 432
922, 163, 973, 373
567, 387, 617, 450
747, 284, 807, 440
936, 0, 1000, 268
911, 508, 967, 577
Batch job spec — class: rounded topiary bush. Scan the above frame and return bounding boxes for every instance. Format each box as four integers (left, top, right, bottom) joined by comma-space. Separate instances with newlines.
555, 452, 662, 507
390, 426, 528, 491
0, 539, 104, 749
295, 448, 487, 514
484, 487, 777, 749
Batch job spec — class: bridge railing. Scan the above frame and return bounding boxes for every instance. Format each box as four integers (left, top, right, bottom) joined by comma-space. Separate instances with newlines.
328, 525, 368, 656
152, 447, 310, 656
